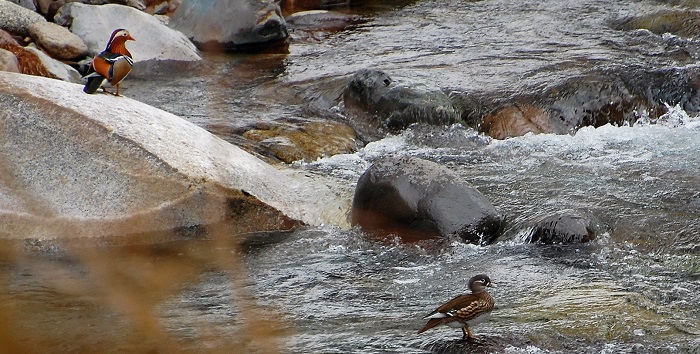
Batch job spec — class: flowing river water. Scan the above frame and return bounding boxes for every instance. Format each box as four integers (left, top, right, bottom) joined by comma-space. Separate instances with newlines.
3, 0, 700, 353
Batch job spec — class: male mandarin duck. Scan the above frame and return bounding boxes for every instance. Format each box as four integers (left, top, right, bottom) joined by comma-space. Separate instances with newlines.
83, 28, 135, 96
418, 274, 495, 341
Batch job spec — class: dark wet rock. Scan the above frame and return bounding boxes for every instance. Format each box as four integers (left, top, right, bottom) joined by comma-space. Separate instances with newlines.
0, 0, 46, 37
613, 10, 700, 37
343, 69, 462, 141
36, 0, 64, 18
241, 119, 360, 163
286, 10, 362, 30
169, 0, 288, 51
480, 103, 569, 139
351, 156, 503, 244
422, 335, 534, 354
528, 211, 596, 244
546, 74, 647, 129
475, 65, 700, 139
286, 10, 364, 42
281, 0, 350, 12
621, 65, 700, 115
450, 64, 700, 140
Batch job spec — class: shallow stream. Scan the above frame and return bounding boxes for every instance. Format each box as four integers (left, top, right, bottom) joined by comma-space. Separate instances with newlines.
3, 0, 700, 353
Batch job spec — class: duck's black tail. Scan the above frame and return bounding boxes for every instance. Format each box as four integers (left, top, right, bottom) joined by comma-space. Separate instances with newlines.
83, 76, 104, 94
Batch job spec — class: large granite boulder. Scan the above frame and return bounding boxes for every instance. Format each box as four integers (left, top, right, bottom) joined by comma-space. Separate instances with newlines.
0, 0, 46, 37
56, 3, 201, 63
169, 0, 288, 51
0, 71, 348, 240
343, 69, 461, 141
351, 156, 503, 244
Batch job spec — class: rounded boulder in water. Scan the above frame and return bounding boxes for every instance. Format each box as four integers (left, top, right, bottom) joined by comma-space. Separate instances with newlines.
351, 155, 503, 245
528, 210, 596, 244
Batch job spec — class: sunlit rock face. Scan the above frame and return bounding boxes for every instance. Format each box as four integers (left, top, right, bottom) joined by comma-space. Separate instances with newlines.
0, 72, 346, 240
56, 3, 201, 62
169, 0, 288, 51
351, 156, 503, 245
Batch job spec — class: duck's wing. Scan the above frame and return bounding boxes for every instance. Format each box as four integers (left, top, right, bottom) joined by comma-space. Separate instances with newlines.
423, 293, 479, 318
417, 293, 478, 334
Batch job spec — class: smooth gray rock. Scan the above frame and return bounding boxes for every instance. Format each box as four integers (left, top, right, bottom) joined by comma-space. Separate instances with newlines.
57, 3, 201, 62
0, 48, 20, 73
351, 156, 503, 245
7, 0, 35, 11
169, 0, 288, 50
0, 71, 348, 240
24, 45, 83, 83
0, 0, 46, 37
29, 21, 89, 60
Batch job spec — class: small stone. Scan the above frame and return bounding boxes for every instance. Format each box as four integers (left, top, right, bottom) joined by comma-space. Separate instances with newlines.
153, 1, 169, 14
0, 48, 20, 73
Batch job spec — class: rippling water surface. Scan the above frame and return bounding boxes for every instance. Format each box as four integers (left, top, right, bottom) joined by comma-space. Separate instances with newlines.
5, 0, 700, 353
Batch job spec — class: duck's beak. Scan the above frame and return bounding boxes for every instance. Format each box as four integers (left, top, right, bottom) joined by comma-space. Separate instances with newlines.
488, 282, 496, 288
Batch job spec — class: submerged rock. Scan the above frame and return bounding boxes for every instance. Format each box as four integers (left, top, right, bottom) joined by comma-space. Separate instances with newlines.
343, 69, 462, 141
281, 0, 350, 12
613, 10, 700, 37
480, 103, 568, 139
351, 156, 503, 244
286, 10, 362, 30
528, 211, 596, 244
241, 119, 359, 163
0, 71, 348, 240
475, 65, 700, 140
169, 0, 288, 51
